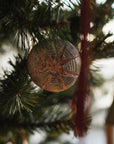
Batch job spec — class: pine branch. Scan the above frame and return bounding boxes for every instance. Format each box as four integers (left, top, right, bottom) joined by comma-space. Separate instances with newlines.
0, 117, 72, 134
0, 0, 71, 50
92, 33, 114, 60
0, 104, 72, 135
94, 0, 114, 32
0, 55, 39, 115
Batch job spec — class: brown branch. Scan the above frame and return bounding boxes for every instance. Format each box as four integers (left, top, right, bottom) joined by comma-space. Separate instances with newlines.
21, 18, 68, 29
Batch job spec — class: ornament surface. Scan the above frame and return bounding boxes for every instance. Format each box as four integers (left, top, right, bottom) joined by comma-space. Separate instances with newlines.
27, 40, 81, 92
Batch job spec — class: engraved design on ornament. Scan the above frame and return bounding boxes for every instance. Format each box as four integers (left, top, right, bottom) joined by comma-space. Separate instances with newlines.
27, 41, 81, 92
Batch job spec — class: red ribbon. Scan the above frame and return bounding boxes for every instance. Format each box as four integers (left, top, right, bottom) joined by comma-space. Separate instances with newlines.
72, 0, 91, 137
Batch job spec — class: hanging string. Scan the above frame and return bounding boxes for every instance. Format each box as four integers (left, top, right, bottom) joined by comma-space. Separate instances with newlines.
72, 0, 91, 137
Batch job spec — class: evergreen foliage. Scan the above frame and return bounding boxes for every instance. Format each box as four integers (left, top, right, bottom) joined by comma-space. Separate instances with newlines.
0, 0, 114, 143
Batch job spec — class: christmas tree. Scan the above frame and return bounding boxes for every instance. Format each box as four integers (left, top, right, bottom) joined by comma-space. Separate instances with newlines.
0, 0, 114, 143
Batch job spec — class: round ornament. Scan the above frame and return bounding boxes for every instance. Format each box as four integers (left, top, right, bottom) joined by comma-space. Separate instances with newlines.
27, 40, 81, 92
